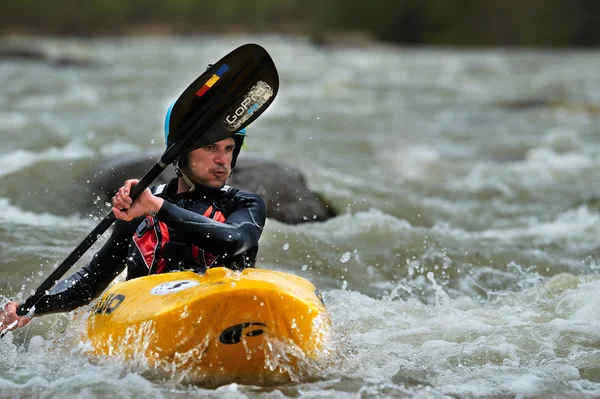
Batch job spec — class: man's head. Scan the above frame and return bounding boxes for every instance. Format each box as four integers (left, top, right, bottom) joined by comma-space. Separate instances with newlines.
180, 136, 236, 189
174, 129, 246, 190
164, 91, 247, 190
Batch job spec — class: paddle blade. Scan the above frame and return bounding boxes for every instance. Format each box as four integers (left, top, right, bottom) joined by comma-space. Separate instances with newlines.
164, 43, 279, 159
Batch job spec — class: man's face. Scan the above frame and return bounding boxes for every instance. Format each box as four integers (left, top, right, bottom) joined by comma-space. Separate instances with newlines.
184, 136, 235, 189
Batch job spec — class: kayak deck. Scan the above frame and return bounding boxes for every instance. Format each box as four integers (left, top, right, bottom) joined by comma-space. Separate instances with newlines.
86, 267, 334, 386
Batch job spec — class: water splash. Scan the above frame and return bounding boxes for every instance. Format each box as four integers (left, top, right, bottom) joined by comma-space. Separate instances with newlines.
426, 272, 451, 308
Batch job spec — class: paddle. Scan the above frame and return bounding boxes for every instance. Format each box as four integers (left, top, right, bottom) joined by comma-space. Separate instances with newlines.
16, 43, 279, 317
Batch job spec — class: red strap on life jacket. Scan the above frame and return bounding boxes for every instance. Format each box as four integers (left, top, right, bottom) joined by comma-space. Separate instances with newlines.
132, 217, 170, 273
133, 204, 227, 274
202, 205, 226, 223
132, 218, 158, 270
155, 220, 170, 273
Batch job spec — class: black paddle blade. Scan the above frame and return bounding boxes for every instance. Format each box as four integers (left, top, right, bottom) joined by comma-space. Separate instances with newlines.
163, 43, 279, 162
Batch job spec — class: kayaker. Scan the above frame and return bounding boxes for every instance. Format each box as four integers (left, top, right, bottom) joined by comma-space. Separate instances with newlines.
0, 128, 266, 333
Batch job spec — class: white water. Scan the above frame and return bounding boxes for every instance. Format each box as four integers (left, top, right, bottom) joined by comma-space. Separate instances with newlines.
1, 36, 600, 398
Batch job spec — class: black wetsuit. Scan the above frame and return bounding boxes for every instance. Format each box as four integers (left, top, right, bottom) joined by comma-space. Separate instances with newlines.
34, 178, 266, 316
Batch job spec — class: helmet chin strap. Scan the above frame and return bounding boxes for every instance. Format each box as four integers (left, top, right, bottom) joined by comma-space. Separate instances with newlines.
175, 166, 196, 192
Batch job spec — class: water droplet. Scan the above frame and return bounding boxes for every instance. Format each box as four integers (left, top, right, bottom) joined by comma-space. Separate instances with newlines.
151, 138, 155, 144
341, 280, 348, 290
180, 306, 190, 318
340, 252, 351, 263
283, 243, 289, 250
301, 264, 308, 271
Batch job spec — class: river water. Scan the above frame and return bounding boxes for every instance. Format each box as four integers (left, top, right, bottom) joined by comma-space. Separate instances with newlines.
0, 35, 599, 398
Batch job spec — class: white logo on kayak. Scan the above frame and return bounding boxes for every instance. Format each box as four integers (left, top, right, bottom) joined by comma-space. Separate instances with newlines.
224, 81, 273, 131
150, 280, 200, 296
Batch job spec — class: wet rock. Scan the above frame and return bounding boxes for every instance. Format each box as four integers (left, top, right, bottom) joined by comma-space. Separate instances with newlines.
391, 368, 432, 387
0, 47, 46, 61
330, 377, 365, 392
229, 157, 337, 224
496, 97, 559, 110
496, 97, 600, 115
88, 151, 337, 225
575, 196, 600, 213
311, 31, 378, 48
575, 355, 600, 383
51, 56, 99, 68
0, 45, 99, 68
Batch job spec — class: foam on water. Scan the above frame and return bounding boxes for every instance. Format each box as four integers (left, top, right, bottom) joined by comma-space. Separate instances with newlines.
479, 205, 600, 250
323, 274, 600, 398
0, 319, 161, 398
0, 197, 92, 229
386, 145, 447, 183
0, 111, 29, 130
0, 141, 94, 178
2, 37, 600, 397
99, 141, 144, 157
16, 83, 100, 110
0, 301, 346, 397
450, 146, 597, 197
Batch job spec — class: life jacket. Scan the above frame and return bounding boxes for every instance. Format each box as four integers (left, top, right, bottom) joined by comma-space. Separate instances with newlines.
131, 184, 229, 274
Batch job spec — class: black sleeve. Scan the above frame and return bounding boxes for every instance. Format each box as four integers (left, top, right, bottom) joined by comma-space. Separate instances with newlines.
33, 219, 138, 316
156, 191, 266, 257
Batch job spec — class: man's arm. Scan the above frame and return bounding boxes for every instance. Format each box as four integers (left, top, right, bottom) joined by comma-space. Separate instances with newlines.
157, 192, 266, 257
33, 219, 137, 316
0, 219, 136, 333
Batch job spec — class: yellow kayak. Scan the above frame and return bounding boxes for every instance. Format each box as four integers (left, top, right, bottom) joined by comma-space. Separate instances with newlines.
85, 267, 334, 386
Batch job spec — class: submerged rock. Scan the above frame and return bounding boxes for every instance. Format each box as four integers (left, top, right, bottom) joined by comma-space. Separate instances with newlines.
496, 97, 600, 115
0, 45, 99, 68
496, 97, 559, 110
88, 151, 337, 224
0, 47, 46, 61
311, 31, 378, 48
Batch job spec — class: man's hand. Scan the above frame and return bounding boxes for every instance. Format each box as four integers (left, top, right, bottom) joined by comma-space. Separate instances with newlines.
111, 179, 164, 221
0, 301, 31, 334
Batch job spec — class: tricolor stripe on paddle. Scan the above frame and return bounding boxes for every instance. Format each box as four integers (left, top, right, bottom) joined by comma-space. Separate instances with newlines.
195, 64, 230, 97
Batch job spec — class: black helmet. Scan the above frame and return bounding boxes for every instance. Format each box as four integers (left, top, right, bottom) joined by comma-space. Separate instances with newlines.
164, 62, 247, 170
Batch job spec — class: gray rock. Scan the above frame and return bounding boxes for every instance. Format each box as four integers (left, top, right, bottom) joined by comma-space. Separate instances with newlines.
496, 97, 600, 115
0, 47, 47, 61
0, 45, 99, 68
229, 157, 337, 224
311, 31, 378, 48
495, 97, 559, 110
90, 151, 337, 224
